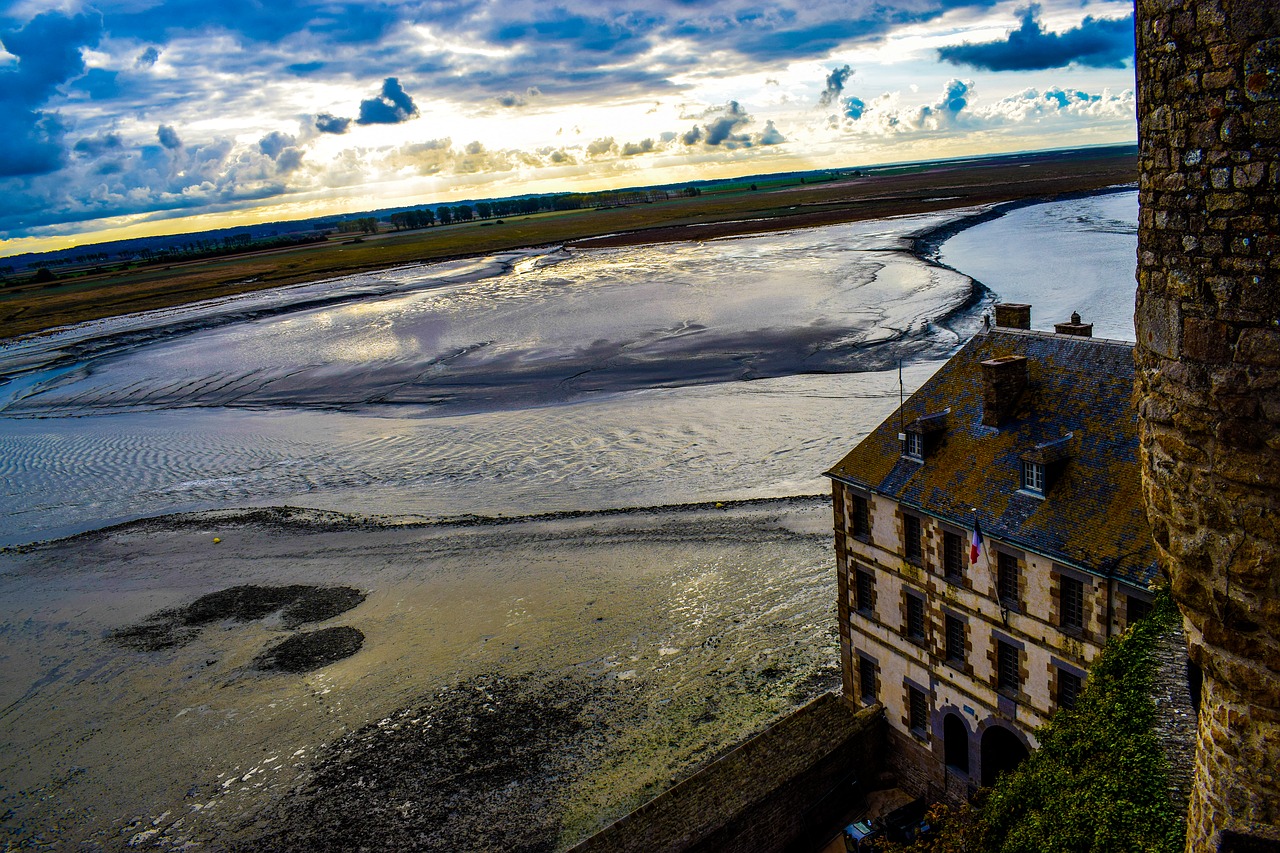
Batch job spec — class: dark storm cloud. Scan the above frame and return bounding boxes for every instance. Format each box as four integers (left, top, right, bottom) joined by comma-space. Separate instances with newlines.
356, 78, 419, 125
938, 5, 1133, 71
316, 114, 352, 134
703, 101, 751, 146
73, 133, 125, 158
0, 9, 103, 177
681, 126, 703, 145
490, 11, 658, 56
259, 131, 296, 159
157, 125, 183, 149
105, 0, 400, 46
819, 65, 852, 107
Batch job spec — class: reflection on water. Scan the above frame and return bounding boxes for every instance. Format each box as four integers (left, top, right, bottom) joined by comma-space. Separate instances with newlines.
0, 198, 1137, 547
938, 190, 1138, 340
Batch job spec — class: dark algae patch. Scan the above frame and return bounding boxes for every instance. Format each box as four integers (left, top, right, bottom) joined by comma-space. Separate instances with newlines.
253, 626, 365, 673
108, 584, 366, 651
235, 673, 621, 853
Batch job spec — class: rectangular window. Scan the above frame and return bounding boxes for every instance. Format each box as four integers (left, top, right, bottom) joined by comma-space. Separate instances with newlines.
908, 684, 928, 733
997, 640, 1020, 695
1127, 594, 1152, 626
945, 615, 966, 666
904, 514, 922, 564
850, 494, 871, 538
943, 531, 964, 580
1061, 575, 1085, 631
855, 568, 875, 616
905, 431, 924, 458
1058, 669, 1082, 711
1023, 460, 1045, 493
906, 593, 926, 642
997, 552, 1020, 611
859, 656, 878, 704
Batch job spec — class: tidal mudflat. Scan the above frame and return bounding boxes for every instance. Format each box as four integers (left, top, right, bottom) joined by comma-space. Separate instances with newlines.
0, 193, 1138, 850
1, 501, 838, 850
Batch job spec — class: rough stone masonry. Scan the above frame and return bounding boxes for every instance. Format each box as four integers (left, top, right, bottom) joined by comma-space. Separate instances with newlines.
1134, 0, 1280, 849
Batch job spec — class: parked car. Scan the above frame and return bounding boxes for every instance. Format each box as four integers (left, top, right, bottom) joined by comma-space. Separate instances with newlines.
842, 797, 931, 852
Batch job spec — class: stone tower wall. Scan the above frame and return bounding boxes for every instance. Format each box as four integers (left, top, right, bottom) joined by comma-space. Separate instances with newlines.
1134, 0, 1280, 849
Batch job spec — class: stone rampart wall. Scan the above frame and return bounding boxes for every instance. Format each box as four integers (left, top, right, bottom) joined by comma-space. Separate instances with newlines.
1133, 0, 1280, 847
569, 694, 884, 853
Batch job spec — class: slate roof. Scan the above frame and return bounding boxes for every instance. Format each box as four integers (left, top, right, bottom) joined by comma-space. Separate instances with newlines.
825, 327, 1158, 588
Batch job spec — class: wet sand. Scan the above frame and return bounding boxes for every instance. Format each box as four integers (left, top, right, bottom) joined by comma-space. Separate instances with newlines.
0, 499, 839, 850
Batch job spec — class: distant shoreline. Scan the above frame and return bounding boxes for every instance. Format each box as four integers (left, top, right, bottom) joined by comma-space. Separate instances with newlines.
0, 149, 1136, 341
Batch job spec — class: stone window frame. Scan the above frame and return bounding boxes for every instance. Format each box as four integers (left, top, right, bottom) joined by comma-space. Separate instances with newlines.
848, 489, 873, 542
995, 547, 1025, 614
1052, 563, 1094, 639
938, 522, 971, 588
857, 651, 880, 705
943, 611, 968, 670
1050, 657, 1087, 712
902, 588, 928, 646
853, 565, 877, 619
991, 631, 1025, 699
904, 677, 930, 739
1122, 586, 1154, 628
903, 511, 924, 565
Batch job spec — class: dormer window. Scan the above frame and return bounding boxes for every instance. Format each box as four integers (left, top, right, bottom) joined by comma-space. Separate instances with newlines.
1023, 460, 1045, 493
1019, 433, 1073, 497
901, 408, 949, 460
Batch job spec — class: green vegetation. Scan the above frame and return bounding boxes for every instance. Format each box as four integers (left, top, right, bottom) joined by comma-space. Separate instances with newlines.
890, 590, 1186, 853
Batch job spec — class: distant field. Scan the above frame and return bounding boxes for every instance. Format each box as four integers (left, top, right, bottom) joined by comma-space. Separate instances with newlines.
0, 149, 1135, 341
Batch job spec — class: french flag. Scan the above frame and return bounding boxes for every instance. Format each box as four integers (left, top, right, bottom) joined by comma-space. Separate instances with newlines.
970, 519, 983, 564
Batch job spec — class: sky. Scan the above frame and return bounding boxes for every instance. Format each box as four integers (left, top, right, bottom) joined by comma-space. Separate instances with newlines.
0, 0, 1137, 256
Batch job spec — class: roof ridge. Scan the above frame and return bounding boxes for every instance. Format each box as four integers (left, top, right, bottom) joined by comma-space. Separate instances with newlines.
982, 327, 1134, 348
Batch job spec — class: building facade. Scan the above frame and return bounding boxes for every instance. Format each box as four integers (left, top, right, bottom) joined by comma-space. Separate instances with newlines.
825, 307, 1160, 797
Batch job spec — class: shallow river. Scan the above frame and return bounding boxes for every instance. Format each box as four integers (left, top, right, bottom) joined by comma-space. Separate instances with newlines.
0, 193, 1136, 547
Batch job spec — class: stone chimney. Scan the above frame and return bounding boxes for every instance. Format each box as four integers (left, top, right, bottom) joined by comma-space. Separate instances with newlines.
980, 355, 1028, 427
994, 303, 1031, 330
1054, 312, 1094, 337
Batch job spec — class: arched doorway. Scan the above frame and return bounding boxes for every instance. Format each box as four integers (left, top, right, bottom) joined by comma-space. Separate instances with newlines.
980, 725, 1028, 787
944, 713, 969, 774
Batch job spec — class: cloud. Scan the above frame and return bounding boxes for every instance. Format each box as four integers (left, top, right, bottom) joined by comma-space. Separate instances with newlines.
976, 85, 1135, 123
0, 9, 103, 177
757, 120, 786, 145
73, 133, 125, 158
495, 87, 542, 108
136, 46, 161, 68
843, 96, 866, 120
938, 6, 1133, 71
157, 125, 183, 149
620, 138, 655, 156
819, 65, 853, 107
703, 101, 752, 147
586, 137, 616, 157
835, 78, 1134, 139
681, 126, 703, 145
315, 113, 352, 135
259, 131, 296, 159
356, 77, 419, 125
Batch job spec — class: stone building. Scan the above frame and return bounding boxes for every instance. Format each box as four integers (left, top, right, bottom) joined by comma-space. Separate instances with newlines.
1134, 0, 1280, 848
825, 306, 1159, 797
